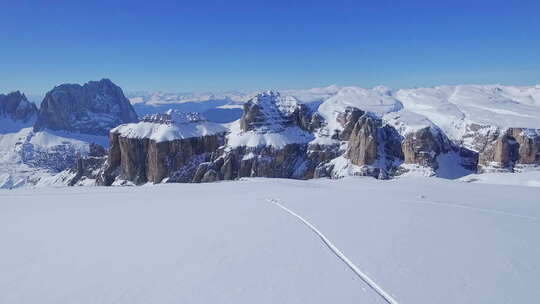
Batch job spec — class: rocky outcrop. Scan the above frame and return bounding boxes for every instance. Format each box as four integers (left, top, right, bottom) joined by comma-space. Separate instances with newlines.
478, 128, 540, 171
0, 91, 38, 122
98, 112, 226, 185
67, 143, 108, 186
190, 143, 338, 183
346, 114, 379, 166
239, 91, 315, 132
337, 107, 365, 140
401, 127, 451, 169
397, 126, 479, 176
238, 91, 323, 134
203, 92, 338, 182
34, 79, 138, 135
294, 105, 324, 132
99, 133, 224, 185
187, 91, 337, 182
338, 108, 403, 176
514, 129, 540, 164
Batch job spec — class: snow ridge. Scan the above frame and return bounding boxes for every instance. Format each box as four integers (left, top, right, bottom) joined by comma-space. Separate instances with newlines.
112, 110, 227, 142
267, 198, 399, 304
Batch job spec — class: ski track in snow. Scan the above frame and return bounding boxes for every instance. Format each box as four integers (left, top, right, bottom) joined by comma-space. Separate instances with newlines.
404, 198, 540, 222
266, 198, 399, 304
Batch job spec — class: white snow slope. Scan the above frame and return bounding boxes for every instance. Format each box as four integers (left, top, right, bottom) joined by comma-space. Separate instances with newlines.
112, 121, 227, 142
1, 177, 539, 304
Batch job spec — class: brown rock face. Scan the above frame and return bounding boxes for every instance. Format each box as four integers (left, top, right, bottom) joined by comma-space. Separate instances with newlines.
478, 128, 540, 171
118, 136, 150, 184
512, 129, 540, 164
346, 114, 379, 166
100, 132, 224, 185
342, 110, 402, 174
337, 107, 365, 140
493, 134, 519, 167
401, 127, 450, 169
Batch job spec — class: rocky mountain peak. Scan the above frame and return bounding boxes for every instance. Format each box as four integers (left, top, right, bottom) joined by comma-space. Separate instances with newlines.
0, 91, 38, 122
34, 79, 138, 135
240, 91, 304, 133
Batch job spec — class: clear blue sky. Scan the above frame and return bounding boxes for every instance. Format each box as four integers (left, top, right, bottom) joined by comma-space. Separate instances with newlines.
1, 0, 539, 97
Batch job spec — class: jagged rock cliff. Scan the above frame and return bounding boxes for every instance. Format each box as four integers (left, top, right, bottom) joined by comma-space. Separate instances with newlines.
101, 88, 492, 185
0, 91, 38, 122
191, 92, 337, 182
5, 83, 540, 188
401, 127, 450, 168
34, 79, 138, 135
345, 111, 402, 168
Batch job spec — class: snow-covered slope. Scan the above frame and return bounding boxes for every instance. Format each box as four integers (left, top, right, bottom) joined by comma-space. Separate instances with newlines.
317, 86, 403, 133
0, 126, 107, 189
1, 177, 538, 304
227, 122, 314, 149
112, 110, 227, 142
394, 84, 540, 143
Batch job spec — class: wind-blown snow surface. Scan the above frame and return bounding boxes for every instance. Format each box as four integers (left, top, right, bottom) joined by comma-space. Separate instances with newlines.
1, 177, 539, 304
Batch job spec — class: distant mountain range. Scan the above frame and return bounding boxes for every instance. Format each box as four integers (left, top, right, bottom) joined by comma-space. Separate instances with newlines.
1, 80, 539, 188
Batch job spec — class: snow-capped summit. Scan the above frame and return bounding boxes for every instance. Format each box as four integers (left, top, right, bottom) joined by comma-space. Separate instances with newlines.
225, 91, 315, 149
239, 91, 301, 133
